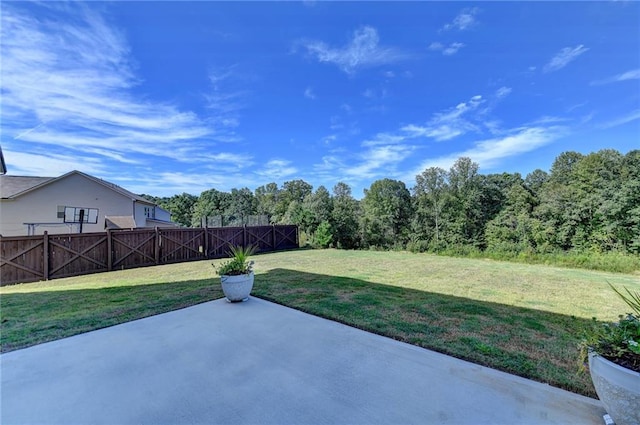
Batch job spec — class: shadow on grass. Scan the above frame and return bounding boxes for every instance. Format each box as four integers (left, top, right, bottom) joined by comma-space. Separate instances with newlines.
253, 268, 598, 398
0, 279, 223, 354
1, 268, 598, 397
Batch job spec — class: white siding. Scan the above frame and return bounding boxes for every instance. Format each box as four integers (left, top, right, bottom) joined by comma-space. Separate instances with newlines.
0, 173, 136, 236
155, 207, 171, 222
134, 202, 153, 228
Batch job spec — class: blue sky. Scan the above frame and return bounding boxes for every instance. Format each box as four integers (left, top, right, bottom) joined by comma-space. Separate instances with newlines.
2, 1, 639, 198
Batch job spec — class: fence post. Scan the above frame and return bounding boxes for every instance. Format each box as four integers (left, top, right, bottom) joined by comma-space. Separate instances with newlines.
243, 225, 247, 248
203, 224, 209, 259
107, 229, 113, 271
272, 225, 276, 251
43, 231, 49, 280
155, 227, 160, 265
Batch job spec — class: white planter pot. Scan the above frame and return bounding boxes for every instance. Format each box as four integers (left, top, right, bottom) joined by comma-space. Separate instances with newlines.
220, 272, 254, 302
588, 351, 640, 425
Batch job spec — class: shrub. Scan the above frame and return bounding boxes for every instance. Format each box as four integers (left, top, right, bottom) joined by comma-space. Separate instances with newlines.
581, 284, 640, 373
313, 221, 333, 248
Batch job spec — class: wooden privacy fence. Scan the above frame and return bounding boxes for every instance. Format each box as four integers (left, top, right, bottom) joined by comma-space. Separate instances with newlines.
0, 225, 298, 286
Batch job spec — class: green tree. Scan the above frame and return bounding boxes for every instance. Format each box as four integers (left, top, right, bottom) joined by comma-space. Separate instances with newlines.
412, 167, 449, 248
445, 157, 484, 247
275, 179, 313, 223
533, 152, 586, 250
313, 220, 333, 248
255, 182, 280, 222
524, 169, 549, 196
302, 185, 333, 235
485, 182, 537, 252
331, 182, 360, 249
614, 150, 640, 253
362, 178, 413, 249
165, 193, 198, 227
192, 189, 231, 227
226, 188, 257, 226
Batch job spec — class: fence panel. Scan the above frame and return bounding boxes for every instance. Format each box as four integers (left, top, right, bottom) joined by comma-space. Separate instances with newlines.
0, 236, 45, 284
0, 225, 298, 285
48, 233, 108, 279
160, 228, 206, 264
274, 225, 299, 250
207, 227, 244, 258
111, 229, 157, 270
245, 226, 274, 252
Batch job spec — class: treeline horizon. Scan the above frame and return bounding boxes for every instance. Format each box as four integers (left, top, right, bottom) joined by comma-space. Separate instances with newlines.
143, 148, 640, 271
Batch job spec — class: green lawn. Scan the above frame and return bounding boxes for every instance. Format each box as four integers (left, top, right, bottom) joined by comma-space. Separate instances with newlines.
2, 249, 638, 397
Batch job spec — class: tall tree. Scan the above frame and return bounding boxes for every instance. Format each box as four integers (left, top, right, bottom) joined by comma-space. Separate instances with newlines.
226, 188, 257, 226
614, 150, 640, 253
331, 182, 360, 249
485, 182, 537, 251
446, 157, 484, 247
524, 169, 549, 196
413, 167, 448, 247
302, 185, 333, 235
276, 179, 313, 222
362, 178, 413, 248
165, 193, 198, 227
192, 189, 231, 227
255, 182, 280, 222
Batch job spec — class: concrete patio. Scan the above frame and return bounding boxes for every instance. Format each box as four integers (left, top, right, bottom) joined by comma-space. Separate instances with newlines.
1, 297, 604, 424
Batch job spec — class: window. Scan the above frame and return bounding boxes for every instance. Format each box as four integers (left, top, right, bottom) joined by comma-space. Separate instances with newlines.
63, 206, 99, 224
144, 206, 155, 219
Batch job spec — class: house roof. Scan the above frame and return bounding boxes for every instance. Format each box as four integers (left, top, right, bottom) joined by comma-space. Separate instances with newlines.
0, 170, 154, 205
0, 176, 54, 198
105, 215, 137, 229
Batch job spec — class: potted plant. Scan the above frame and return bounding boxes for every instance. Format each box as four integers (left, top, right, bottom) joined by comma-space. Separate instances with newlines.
213, 244, 256, 302
581, 283, 640, 425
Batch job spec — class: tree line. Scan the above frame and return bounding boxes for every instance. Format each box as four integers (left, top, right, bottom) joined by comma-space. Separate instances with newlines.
144, 149, 640, 257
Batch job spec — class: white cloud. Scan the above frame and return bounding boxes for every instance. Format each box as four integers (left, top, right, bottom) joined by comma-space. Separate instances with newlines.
361, 132, 407, 147
340, 103, 353, 114
442, 8, 480, 31
429, 42, 465, 56
402, 95, 484, 141
297, 26, 410, 75
599, 109, 640, 129
304, 87, 316, 100
543, 45, 589, 73
443, 43, 465, 56
314, 155, 345, 172
566, 102, 587, 112
3, 149, 107, 177
1, 3, 224, 169
412, 126, 566, 175
257, 159, 298, 180
590, 69, 640, 85
322, 134, 338, 144
527, 116, 571, 125
345, 145, 414, 179
116, 171, 251, 197
205, 66, 250, 136
200, 152, 254, 167
496, 86, 512, 98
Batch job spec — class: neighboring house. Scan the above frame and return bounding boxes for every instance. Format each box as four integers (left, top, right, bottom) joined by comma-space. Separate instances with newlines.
0, 170, 178, 236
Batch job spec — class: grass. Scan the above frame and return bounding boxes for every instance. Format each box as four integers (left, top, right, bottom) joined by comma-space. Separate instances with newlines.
2, 249, 639, 397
